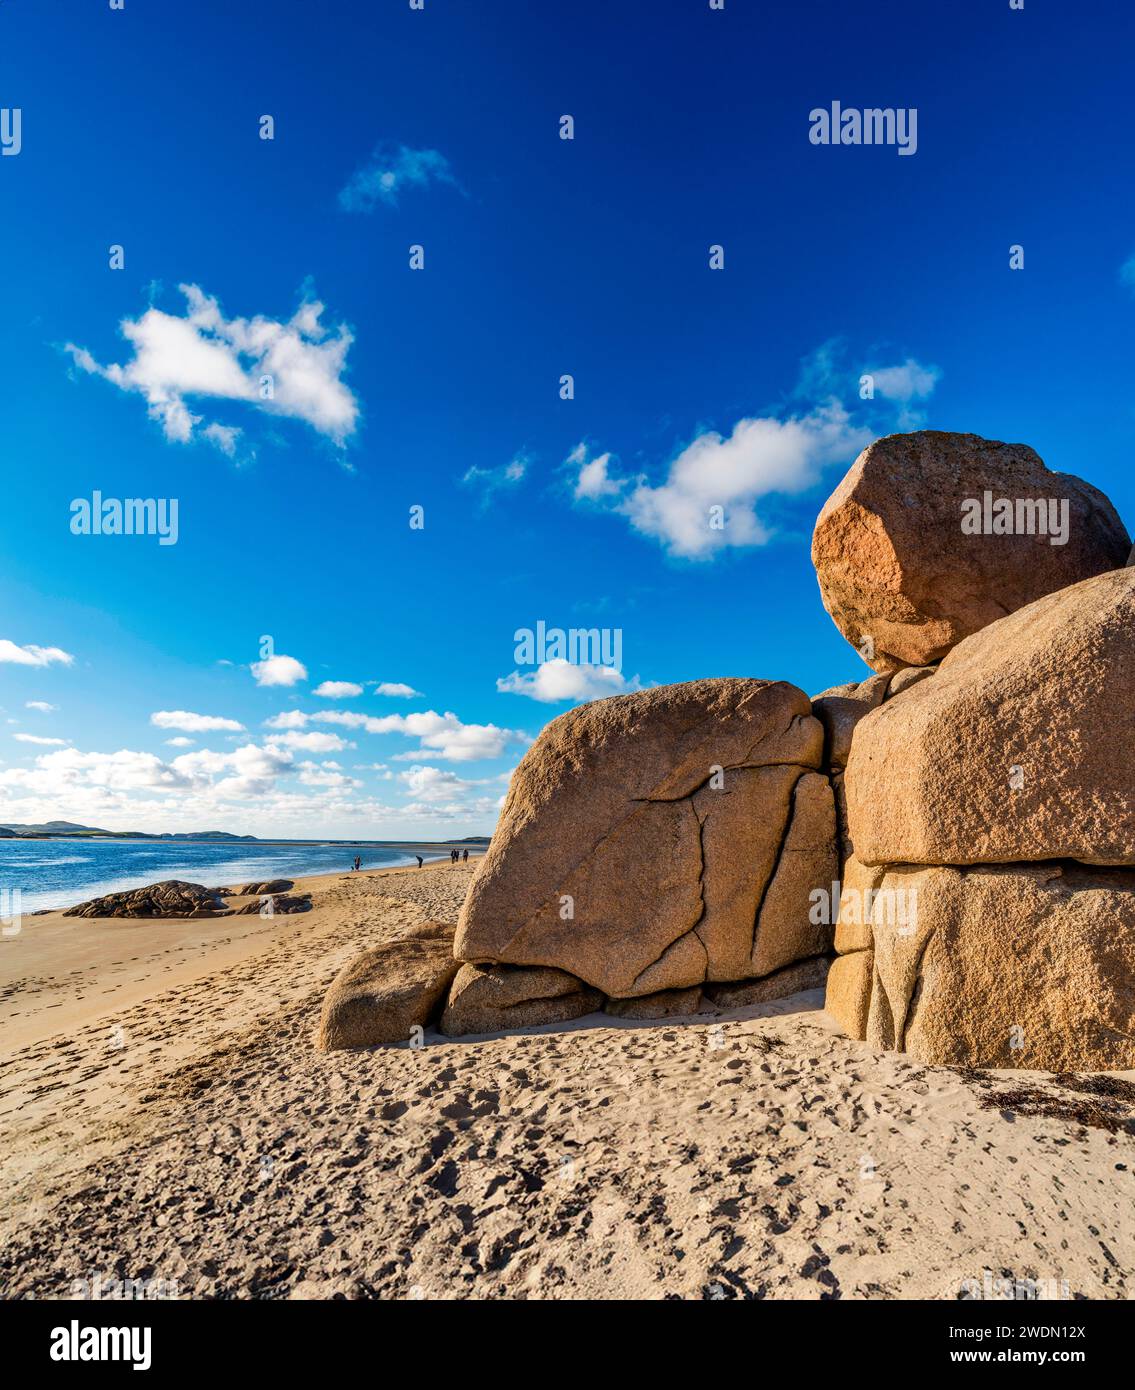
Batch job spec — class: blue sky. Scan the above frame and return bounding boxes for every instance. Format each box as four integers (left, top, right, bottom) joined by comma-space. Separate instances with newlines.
1, 0, 1133, 837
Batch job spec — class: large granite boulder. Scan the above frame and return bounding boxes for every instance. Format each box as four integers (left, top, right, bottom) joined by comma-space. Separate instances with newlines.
454, 679, 837, 998
845, 567, 1135, 867
859, 863, 1135, 1071
317, 921, 458, 1051
63, 880, 228, 919
234, 879, 293, 896
232, 892, 311, 915
812, 431, 1129, 673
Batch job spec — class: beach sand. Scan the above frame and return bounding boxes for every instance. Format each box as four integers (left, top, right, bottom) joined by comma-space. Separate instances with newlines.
0, 860, 1132, 1300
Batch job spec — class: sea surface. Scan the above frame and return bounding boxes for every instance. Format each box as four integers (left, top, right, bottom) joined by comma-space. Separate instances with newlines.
0, 838, 435, 913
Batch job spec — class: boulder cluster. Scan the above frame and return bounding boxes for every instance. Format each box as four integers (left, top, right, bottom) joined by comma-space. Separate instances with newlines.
64, 880, 230, 919
321, 430, 1134, 1071
65, 878, 311, 919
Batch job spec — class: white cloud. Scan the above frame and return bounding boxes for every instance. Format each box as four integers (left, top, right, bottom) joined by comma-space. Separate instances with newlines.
164, 736, 195, 748
0, 640, 74, 667
374, 682, 421, 698
251, 654, 308, 687
65, 283, 359, 450
272, 707, 526, 762
263, 710, 309, 730
25, 700, 57, 712
2, 747, 194, 795
620, 402, 871, 558
296, 760, 361, 790
567, 345, 941, 559
339, 143, 460, 212
313, 680, 363, 698
0, 738, 499, 840
496, 659, 642, 704
399, 765, 475, 801
327, 710, 522, 762
267, 730, 349, 753
172, 742, 296, 799
866, 358, 941, 403
13, 733, 69, 746
571, 445, 625, 501
202, 422, 241, 457
462, 454, 529, 506
150, 709, 245, 733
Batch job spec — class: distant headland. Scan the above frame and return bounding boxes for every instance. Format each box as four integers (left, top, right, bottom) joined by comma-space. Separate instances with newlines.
0, 820, 491, 846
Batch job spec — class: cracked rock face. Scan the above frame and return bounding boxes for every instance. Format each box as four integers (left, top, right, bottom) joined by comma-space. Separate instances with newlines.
812, 431, 1130, 673
454, 678, 837, 998
857, 864, 1135, 1071
826, 568, 1135, 1069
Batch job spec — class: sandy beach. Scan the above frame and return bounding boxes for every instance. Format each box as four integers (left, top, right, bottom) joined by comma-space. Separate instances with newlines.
1, 860, 1132, 1301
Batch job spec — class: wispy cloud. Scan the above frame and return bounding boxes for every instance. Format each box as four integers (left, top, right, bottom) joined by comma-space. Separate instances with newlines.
65, 284, 359, 453
569, 443, 625, 502
567, 342, 941, 559
313, 681, 363, 698
264, 708, 527, 763
0, 640, 74, 667
13, 733, 69, 746
150, 710, 245, 733
266, 730, 350, 753
462, 454, 528, 508
25, 700, 57, 712
568, 403, 868, 559
374, 682, 421, 698
339, 143, 461, 212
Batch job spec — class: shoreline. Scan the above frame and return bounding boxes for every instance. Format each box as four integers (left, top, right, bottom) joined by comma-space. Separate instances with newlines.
0, 834, 491, 847
2, 845, 475, 916
0, 858, 479, 1054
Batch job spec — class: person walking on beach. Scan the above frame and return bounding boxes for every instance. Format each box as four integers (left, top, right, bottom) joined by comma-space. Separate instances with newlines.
353, 855, 361, 872
416, 855, 423, 869
462, 849, 468, 863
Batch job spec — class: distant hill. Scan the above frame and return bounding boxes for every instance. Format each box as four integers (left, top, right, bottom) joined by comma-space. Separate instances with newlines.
0, 822, 257, 841
0, 820, 100, 833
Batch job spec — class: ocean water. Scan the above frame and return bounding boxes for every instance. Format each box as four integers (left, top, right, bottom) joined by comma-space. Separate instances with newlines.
0, 838, 435, 913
